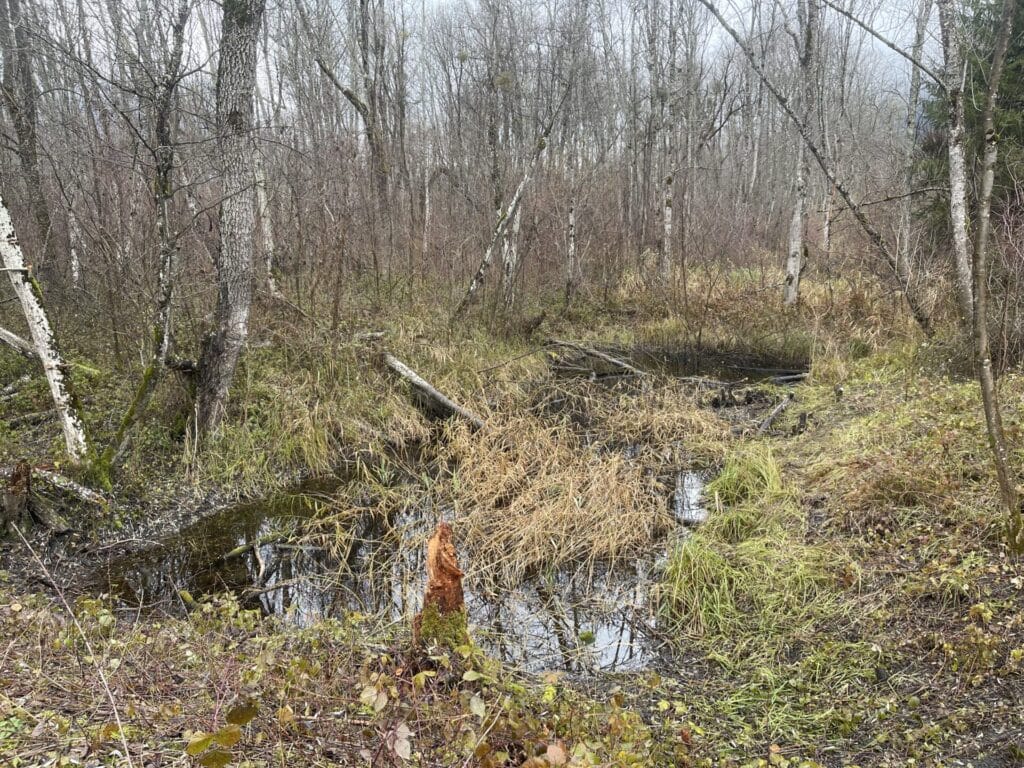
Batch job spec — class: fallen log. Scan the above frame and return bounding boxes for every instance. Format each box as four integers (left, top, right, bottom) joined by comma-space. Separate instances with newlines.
381, 352, 485, 431
1, 374, 31, 400
0, 325, 37, 360
34, 469, 108, 506
217, 533, 286, 562
6, 409, 56, 427
771, 372, 809, 384
756, 393, 795, 436
545, 339, 647, 377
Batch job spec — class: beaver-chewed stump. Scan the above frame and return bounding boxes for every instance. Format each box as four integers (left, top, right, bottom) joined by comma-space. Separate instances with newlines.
413, 522, 469, 649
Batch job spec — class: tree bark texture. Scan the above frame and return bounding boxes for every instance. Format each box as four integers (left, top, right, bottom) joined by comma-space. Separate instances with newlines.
968, 0, 1020, 550
937, 0, 975, 328
196, 0, 266, 436
0, 193, 88, 461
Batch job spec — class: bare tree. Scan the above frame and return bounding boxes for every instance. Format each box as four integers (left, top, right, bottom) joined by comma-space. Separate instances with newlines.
0, 0, 56, 269
103, 0, 191, 469
783, 0, 819, 306
966, 0, 1020, 550
0, 192, 87, 461
695, 0, 935, 334
196, 0, 266, 436
936, 0, 974, 327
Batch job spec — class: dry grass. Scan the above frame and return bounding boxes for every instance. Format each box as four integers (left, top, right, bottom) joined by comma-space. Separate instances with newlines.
443, 414, 674, 590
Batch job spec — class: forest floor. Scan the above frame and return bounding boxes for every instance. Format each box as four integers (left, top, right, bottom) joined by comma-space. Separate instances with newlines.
1, 277, 1023, 767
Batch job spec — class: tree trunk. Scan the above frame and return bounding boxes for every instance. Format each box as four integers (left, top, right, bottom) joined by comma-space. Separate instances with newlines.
500, 205, 522, 312
968, 0, 1020, 550
784, 0, 819, 307
0, 0, 56, 270
453, 134, 550, 320
696, 0, 934, 335
937, 0, 975, 328
565, 190, 579, 305
254, 147, 285, 300
0, 193, 88, 461
896, 0, 933, 299
660, 167, 673, 281
784, 140, 807, 305
196, 0, 265, 436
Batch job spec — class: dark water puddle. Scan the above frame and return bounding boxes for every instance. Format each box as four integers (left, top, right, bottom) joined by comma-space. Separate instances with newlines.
85, 471, 707, 674
629, 345, 808, 382
557, 343, 808, 383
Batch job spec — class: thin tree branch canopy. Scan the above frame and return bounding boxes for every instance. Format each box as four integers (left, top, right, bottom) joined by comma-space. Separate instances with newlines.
819, 0, 944, 87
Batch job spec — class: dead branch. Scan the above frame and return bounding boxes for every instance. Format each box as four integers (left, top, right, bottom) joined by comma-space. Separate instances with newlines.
545, 339, 648, 377
33, 469, 108, 506
1, 373, 31, 400
757, 393, 795, 436
0, 324, 37, 360
381, 352, 485, 431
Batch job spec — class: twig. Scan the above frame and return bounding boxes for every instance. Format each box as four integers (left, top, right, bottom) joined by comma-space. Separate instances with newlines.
757, 393, 795, 436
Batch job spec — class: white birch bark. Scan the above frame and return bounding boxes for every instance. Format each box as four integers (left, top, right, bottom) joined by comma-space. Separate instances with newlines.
937, 0, 974, 327
0, 193, 88, 461
660, 167, 673, 281
566, 191, 579, 304
453, 134, 550, 319
784, 139, 807, 305
421, 169, 431, 267
254, 147, 284, 300
500, 205, 522, 311
68, 199, 81, 288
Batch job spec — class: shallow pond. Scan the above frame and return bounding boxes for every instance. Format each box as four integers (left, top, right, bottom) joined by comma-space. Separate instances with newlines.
87, 471, 708, 674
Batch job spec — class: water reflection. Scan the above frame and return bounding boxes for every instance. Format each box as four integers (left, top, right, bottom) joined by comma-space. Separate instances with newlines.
94, 474, 707, 673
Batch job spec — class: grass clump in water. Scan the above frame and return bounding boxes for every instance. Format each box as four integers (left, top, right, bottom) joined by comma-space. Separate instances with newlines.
444, 414, 675, 590
705, 444, 783, 506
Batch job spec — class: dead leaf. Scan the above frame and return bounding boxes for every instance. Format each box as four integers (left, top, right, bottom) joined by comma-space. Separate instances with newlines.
545, 741, 568, 765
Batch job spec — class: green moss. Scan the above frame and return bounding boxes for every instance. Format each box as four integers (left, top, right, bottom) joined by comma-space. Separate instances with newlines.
417, 604, 468, 649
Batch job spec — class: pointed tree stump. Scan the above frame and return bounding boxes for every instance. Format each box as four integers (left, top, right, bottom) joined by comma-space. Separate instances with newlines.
413, 522, 468, 649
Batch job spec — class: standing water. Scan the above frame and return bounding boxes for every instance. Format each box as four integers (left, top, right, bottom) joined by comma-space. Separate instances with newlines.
88, 472, 707, 673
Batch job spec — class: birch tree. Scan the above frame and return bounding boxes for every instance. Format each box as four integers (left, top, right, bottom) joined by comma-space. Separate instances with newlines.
0, 193, 87, 461
453, 131, 550, 320
936, 0, 974, 328
695, 0, 935, 332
